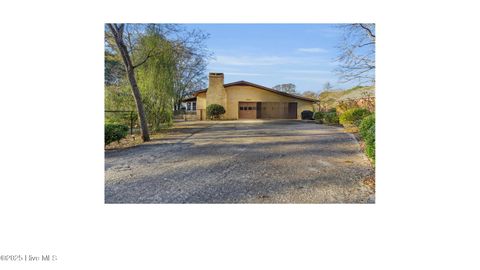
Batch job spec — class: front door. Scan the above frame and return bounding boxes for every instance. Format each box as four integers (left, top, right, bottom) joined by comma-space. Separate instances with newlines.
288, 102, 297, 119
238, 102, 257, 119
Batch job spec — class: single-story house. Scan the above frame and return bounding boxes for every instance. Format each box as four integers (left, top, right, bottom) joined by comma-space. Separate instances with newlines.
190, 73, 318, 120
177, 96, 197, 112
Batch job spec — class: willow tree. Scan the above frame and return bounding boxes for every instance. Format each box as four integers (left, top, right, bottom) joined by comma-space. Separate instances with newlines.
134, 29, 177, 131
105, 24, 211, 133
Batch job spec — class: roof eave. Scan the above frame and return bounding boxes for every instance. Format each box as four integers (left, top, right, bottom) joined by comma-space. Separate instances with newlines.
193, 81, 319, 102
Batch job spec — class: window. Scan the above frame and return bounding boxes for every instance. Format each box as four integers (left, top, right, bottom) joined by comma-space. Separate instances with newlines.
240, 107, 244, 110
192, 102, 196, 111
187, 102, 191, 111
248, 106, 252, 110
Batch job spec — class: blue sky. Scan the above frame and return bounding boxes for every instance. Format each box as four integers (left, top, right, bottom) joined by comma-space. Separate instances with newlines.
185, 24, 358, 93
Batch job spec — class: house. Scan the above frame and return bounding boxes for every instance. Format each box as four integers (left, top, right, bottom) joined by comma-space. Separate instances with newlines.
177, 96, 197, 112
192, 73, 318, 120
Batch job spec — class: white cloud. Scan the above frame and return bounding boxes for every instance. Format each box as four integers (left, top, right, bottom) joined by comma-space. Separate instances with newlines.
297, 48, 328, 53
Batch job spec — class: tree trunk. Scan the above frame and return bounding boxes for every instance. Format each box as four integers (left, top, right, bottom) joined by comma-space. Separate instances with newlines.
107, 24, 150, 142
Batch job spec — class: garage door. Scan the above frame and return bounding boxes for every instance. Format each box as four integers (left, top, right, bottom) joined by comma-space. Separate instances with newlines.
238, 102, 257, 119
259, 102, 297, 119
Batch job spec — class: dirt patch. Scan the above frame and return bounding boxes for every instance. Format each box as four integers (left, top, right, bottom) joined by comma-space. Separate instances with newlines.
362, 174, 375, 190
105, 133, 166, 151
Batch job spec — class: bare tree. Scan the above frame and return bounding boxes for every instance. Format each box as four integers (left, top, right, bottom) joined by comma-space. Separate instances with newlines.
106, 23, 150, 142
323, 82, 334, 91
170, 28, 211, 109
302, 91, 319, 99
335, 23, 375, 84
273, 83, 297, 94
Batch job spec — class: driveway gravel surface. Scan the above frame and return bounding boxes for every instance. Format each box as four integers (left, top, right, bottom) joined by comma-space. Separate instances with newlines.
105, 120, 374, 203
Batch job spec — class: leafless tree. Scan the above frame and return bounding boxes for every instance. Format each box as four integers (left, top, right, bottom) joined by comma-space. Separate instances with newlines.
302, 91, 319, 99
169, 28, 211, 108
323, 82, 334, 91
335, 23, 375, 84
273, 83, 297, 94
106, 23, 150, 141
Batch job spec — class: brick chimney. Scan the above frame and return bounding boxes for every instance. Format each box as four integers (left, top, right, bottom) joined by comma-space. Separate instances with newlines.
206, 72, 227, 110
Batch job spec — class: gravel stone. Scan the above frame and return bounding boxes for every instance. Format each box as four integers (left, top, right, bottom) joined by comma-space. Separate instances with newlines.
105, 120, 375, 203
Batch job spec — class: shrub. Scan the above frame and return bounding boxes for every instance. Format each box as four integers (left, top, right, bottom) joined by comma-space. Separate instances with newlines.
336, 99, 359, 113
328, 107, 337, 113
313, 111, 339, 124
323, 112, 339, 124
359, 115, 375, 138
206, 104, 226, 120
313, 111, 324, 121
339, 108, 372, 127
359, 115, 375, 162
301, 110, 314, 120
105, 123, 129, 145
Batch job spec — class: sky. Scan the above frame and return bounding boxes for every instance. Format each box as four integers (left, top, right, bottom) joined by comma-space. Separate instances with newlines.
184, 24, 358, 93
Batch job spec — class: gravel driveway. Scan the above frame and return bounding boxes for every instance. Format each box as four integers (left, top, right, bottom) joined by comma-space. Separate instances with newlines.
105, 120, 374, 203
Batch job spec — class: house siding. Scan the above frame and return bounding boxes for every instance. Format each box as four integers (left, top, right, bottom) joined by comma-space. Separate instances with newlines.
196, 92, 207, 120
224, 85, 314, 119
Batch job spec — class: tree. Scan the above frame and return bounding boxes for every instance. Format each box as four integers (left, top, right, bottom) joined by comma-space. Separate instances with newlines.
335, 23, 375, 84
106, 23, 150, 142
104, 51, 125, 86
273, 83, 297, 94
105, 24, 211, 131
323, 82, 333, 91
302, 91, 318, 99
135, 31, 177, 130
170, 27, 211, 109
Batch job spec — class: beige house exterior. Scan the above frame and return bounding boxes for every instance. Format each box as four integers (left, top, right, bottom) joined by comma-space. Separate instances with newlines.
193, 73, 318, 120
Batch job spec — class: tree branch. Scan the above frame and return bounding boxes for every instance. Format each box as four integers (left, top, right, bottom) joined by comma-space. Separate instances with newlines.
132, 50, 153, 69
358, 42, 375, 48
359, 24, 375, 41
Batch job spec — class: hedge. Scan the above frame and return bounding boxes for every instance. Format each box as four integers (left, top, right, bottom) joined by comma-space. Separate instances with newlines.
339, 108, 372, 127
359, 115, 375, 162
105, 123, 129, 145
313, 111, 324, 121
313, 111, 339, 124
323, 112, 339, 124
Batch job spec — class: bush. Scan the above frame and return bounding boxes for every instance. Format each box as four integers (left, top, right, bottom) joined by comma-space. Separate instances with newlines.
359, 115, 375, 161
313, 111, 324, 121
301, 110, 314, 120
339, 108, 372, 127
359, 115, 375, 138
105, 123, 129, 145
313, 111, 339, 124
206, 104, 226, 119
323, 112, 339, 124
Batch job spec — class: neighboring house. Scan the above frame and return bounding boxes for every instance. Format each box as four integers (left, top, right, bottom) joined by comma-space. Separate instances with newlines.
178, 96, 197, 112
190, 73, 318, 120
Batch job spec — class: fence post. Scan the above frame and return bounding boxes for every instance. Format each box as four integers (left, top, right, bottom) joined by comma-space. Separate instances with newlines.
130, 111, 134, 135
